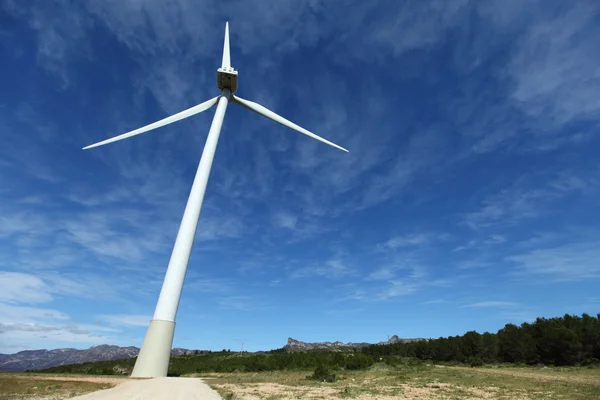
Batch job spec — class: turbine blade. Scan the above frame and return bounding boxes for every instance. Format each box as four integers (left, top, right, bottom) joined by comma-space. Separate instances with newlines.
232, 95, 348, 152
222, 21, 231, 68
83, 96, 220, 150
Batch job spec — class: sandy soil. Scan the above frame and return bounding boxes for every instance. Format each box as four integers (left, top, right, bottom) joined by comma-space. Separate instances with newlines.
211, 381, 506, 400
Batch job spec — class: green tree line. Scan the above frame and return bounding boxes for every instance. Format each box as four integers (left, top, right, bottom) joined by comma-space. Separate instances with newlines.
37, 350, 374, 376
36, 313, 599, 376
362, 313, 600, 366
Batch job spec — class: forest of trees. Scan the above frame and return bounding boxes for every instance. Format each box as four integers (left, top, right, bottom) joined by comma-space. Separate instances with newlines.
362, 313, 600, 366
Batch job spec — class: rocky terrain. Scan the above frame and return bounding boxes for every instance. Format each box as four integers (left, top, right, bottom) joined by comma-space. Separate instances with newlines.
283, 335, 424, 350
0, 345, 206, 372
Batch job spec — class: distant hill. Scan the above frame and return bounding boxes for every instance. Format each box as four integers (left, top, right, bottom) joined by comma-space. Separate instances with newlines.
0, 345, 206, 372
0, 336, 425, 372
283, 335, 424, 351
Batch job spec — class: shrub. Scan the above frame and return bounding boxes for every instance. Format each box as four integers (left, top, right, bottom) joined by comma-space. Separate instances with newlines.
307, 364, 336, 382
581, 358, 600, 366
344, 353, 374, 370
468, 357, 484, 367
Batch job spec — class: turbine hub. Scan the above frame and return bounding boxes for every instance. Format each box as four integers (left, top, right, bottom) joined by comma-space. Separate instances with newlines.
217, 67, 238, 93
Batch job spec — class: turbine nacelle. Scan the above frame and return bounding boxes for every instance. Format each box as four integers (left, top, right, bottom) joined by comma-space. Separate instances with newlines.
217, 67, 238, 93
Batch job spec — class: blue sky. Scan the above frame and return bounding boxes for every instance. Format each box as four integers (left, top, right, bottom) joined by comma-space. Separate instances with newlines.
1, 0, 600, 354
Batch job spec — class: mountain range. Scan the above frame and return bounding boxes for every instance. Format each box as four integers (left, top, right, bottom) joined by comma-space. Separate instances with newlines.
0, 345, 202, 372
283, 335, 423, 350
0, 335, 422, 372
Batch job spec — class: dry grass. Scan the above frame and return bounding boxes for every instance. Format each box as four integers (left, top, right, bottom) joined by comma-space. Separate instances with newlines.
441, 365, 600, 385
0, 373, 124, 400
197, 364, 600, 400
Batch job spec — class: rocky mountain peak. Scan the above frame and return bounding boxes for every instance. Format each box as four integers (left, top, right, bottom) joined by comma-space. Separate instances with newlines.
283, 335, 423, 351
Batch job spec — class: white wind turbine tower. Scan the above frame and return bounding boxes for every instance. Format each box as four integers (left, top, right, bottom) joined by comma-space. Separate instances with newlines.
83, 22, 348, 378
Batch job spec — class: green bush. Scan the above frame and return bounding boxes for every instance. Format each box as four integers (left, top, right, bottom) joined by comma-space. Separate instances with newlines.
581, 358, 600, 366
468, 357, 484, 367
344, 353, 374, 370
307, 364, 336, 382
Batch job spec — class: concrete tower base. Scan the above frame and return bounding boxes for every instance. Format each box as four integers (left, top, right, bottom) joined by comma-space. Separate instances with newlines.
131, 319, 175, 377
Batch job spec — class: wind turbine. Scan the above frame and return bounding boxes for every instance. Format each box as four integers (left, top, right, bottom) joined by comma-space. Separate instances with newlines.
83, 22, 348, 378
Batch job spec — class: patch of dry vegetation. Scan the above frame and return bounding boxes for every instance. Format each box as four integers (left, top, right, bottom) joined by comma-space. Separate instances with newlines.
446, 365, 600, 384
0, 373, 122, 400
200, 363, 600, 400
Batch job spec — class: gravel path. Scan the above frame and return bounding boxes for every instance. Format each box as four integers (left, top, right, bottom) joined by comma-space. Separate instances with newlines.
70, 377, 223, 400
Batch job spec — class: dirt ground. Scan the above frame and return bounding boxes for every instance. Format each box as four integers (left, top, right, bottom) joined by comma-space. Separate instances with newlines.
212, 381, 504, 400
0, 373, 120, 400
2, 365, 599, 399
204, 365, 600, 400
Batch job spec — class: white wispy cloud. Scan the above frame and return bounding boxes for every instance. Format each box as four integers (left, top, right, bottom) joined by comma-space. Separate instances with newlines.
515, 232, 568, 249
0, 303, 69, 323
379, 280, 418, 299
271, 211, 298, 230
352, 231, 463, 301
0, 272, 52, 304
366, 267, 397, 281
217, 296, 254, 311
98, 314, 151, 328
485, 235, 507, 245
2, 0, 92, 88
506, 2, 600, 127
185, 275, 236, 294
461, 301, 517, 308
452, 235, 506, 252
421, 299, 447, 305
0, 301, 123, 353
507, 241, 600, 281
463, 170, 595, 229
291, 259, 356, 280
0, 271, 113, 307
455, 259, 492, 270
0, 323, 116, 353
380, 233, 432, 249
366, 261, 427, 282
